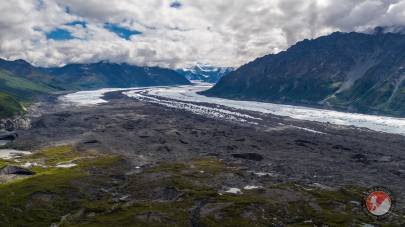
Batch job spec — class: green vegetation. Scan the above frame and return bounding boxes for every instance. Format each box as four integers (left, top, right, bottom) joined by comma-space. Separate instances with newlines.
0, 70, 56, 119
0, 148, 403, 226
76, 158, 405, 226
0, 92, 24, 118
0, 70, 54, 100
0, 145, 122, 227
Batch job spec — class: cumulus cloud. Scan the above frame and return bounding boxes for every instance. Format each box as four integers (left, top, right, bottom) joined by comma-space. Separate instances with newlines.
0, 0, 404, 68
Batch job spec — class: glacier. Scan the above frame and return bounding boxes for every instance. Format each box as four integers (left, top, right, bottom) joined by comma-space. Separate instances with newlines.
61, 83, 405, 136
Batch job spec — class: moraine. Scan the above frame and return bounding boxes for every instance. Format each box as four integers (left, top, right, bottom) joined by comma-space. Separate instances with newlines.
60, 82, 405, 136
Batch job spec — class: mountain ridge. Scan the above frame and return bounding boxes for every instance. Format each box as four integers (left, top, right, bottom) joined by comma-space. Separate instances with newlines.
0, 58, 190, 118
0, 58, 191, 90
202, 31, 405, 117
39, 61, 191, 89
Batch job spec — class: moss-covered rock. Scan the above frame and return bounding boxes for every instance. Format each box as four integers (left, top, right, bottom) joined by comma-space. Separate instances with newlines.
0, 148, 403, 226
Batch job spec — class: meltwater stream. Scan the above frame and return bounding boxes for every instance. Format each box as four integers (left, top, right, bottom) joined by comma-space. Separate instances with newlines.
61, 83, 405, 136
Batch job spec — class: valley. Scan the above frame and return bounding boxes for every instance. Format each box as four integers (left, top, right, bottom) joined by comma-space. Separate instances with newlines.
1, 2, 405, 225
1, 84, 404, 226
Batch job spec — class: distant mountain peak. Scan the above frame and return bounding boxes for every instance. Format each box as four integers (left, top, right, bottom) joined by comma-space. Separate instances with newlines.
177, 64, 234, 83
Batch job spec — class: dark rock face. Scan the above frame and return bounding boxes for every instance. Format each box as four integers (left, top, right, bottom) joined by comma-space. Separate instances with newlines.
232, 153, 264, 161
0, 166, 35, 175
203, 30, 405, 117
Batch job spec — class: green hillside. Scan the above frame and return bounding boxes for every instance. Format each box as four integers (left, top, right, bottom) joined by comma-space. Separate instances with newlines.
0, 70, 56, 119
0, 70, 55, 101
0, 92, 24, 118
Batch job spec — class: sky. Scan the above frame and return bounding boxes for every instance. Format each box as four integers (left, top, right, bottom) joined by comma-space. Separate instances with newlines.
0, 0, 405, 68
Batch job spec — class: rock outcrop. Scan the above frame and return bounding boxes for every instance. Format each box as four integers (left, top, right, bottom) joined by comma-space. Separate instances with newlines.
0, 117, 31, 131
0, 165, 35, 175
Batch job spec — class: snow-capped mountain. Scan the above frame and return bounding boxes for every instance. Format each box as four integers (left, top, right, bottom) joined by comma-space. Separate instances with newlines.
177, 63, 234, 83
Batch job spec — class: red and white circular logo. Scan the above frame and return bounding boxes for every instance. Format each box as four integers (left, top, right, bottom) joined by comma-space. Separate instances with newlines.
365, 189, 392, 216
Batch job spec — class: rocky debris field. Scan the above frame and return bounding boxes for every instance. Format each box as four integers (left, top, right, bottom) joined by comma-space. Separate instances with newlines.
0, 145, 404, 226
1, 91, 405, 226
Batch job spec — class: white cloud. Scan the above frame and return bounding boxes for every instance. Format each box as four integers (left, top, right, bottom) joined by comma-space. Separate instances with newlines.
0, 0, 404, 68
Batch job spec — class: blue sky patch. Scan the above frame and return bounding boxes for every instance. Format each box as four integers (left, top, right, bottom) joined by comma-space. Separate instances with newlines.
66, 21, 87, 28
46, 28, 74, 40
104, 23, 142, 40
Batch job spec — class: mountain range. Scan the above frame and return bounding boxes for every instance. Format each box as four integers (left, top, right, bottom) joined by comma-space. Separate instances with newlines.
0, 59, 190, 118
176, 64, 233, 83
202, 29, 405, 117
3, 28, 405, 118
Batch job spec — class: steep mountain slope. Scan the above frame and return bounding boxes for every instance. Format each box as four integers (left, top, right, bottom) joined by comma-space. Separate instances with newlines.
0, 92, 24, 118
202, 30, 405, 117
0, 69, 56, 100
0, 69, 56, 119
177, 64, 233, 83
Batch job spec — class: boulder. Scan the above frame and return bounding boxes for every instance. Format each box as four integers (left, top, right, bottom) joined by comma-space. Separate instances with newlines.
0, 165, 35, 175
351, 154, 368, 164
232, 153, 264, 161
0, 132, 18, 140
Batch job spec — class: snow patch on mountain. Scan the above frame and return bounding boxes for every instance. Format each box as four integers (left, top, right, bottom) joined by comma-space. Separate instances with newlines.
177, 63, 233, 83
